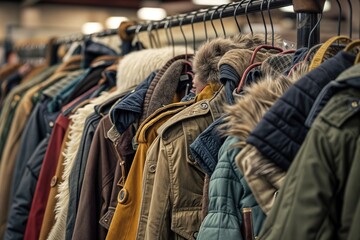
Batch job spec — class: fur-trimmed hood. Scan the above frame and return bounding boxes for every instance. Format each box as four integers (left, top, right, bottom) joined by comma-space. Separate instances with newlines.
193, 33, 281, 84
221, 72, 296, 146
220, 62, 308, 214
221, 59, 308, 143
116, 46, 190, 93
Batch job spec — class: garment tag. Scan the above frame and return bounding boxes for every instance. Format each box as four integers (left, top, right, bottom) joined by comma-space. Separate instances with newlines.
180, 74, 190, 81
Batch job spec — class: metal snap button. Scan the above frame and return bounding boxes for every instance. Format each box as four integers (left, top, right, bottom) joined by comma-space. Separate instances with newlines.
50, 176, 58, 187
193, 231, 198, 239
351, 100, 359, 108
149, 164, 156, 173
118, 189, 129, 204
49, 121, 54, 127
200, 103, 208, 110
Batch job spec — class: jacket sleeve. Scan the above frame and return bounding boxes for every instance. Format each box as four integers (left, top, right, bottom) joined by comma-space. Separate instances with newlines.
197, 140, 243, 240
144, 138, 172, 240
197, 137, 266, 240
4, 137, 49, 240
258, 125, 340, 240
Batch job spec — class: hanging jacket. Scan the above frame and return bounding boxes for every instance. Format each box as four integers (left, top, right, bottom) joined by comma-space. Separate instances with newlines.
246, 51, 356, 170
198, 136, 265, 240
4, 136, 49, 240
136, 86, 225, 240
197, 65, 297, 240
106, 83, 220, 240
259, 63, 360, 240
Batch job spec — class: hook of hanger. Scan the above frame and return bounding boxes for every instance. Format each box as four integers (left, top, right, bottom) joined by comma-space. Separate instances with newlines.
307, 12, 323, 48
135, 24, 142, 43
234, 0, 247, 33
168, 15, 175, 57
164, 17, 171, 47
267, 0, 275, 46
347, 0, 352, 38
220, 3, 232, 38
335, 0, 342, 36
203, 8, 211, 41
190, 10, 197, 54
210, 5, 222, 38
245, 0, 254, 35
178, 14, 188, 59
154, 20, 161, 48
147, 21, 154, 48
260, 0, 267, 44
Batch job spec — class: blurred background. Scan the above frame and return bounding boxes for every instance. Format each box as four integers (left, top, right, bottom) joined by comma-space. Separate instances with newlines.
0, 0, 358, 64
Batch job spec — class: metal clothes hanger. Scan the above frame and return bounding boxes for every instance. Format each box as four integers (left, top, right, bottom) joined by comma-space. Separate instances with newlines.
178, 13, 189, 58
260, 0, 268, 44
219, 3, 232, 38
245, 0, 254, 35
347, 0, 353, 38
236, 0, 284, 93
210, 5, 224, 38
190, 10, 197, 54
134, 24, 143, 50
168, 16, 176, 57
154, 20, 162, 48
335, 0, 342, 36
164, 17, 172, 47
147, 21, 154, 48
234, 0, 247, 33
203, 8, 212, 41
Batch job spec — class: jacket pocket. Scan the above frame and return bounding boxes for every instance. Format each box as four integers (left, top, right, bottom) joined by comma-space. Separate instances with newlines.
172, 209, 202, 239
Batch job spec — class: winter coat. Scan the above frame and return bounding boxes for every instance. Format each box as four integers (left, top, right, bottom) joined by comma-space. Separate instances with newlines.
136, 86, 226, 240
106, 83, 220, 240
197, 65, 297, 240
4, 137, 49, 240
259, 63, 360, 240
246, 51, 356, 170
197, 136, 266, 240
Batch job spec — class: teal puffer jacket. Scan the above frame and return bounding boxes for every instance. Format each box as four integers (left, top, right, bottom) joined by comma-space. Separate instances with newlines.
197, 136, 266, 240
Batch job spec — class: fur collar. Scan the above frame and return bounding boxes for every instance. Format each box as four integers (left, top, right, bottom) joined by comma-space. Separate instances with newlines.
221, 63, 308, 147
193, 33, 281, 84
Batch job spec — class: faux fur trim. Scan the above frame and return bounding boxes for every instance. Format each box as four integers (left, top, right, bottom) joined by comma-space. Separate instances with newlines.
220, 62, 308, 146
221, 74, 294, 146
236, 145, 286, 214
193, 33, 281, 84
116, 46, 190, 93
47, 91, 119, 240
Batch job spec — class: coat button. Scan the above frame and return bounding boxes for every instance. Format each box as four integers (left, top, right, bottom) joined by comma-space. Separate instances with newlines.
149, 164, 156, 173
49, 121, 54, 127
50, 176, 58, 187
118, 189, 129, 204
193, 231, 198, 239
351, 100, 359, 108
200, 103, 208, 110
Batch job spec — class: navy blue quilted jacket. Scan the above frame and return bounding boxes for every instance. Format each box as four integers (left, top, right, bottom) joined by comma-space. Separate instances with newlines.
246, 51, 356, 170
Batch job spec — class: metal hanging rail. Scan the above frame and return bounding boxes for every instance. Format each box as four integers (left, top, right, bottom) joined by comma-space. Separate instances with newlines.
55, 28, 119, 45
125, 0, 293, 35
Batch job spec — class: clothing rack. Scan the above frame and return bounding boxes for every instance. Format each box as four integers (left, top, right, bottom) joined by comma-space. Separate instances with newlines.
55, 28, 119, 45
123, 0, 325, 49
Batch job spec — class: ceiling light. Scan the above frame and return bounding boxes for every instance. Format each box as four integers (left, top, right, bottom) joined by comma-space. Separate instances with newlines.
137, 7, 167, 21
106, 16, 129, 29
192, 0, 231, 5
82, 22, 104, 34
280, 0, 331, 13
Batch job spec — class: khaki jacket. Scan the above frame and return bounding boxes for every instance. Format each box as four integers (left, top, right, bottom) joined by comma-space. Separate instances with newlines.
138, 86, 226, 240
106, 83, 220, 240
